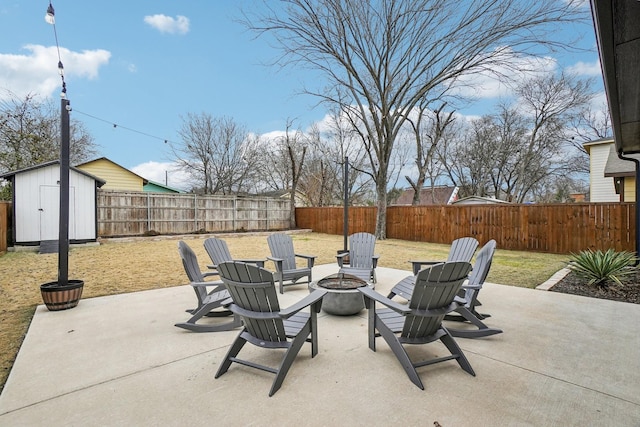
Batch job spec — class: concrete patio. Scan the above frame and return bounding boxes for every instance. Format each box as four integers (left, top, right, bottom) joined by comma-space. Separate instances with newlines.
1, 264, 639, 426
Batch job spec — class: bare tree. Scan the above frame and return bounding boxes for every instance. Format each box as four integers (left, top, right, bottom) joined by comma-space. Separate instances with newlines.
244, 0, 588, 238
172, 113, 258, 194
442, 72, 594, 202
0, 91, 97, 173
301, 110, 374, 207
404, 103, 455, 205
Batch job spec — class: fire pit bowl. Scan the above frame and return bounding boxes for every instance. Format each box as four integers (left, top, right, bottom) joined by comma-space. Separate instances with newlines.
308, 273, 374, 315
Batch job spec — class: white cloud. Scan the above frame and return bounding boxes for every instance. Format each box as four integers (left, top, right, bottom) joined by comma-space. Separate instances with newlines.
566, 60, 602, 77
131, 161, 191, 190
448, 52, 558, 100
0, 44, 110, 100
144, 14, 190, 35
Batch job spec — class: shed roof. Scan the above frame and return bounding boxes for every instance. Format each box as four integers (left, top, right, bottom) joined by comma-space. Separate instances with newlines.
0, 160, 106, 187
393, 186, 459, 205
452, 196, 511, 205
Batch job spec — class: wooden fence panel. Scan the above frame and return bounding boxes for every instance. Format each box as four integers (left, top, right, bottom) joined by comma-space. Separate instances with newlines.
0, 202, 9, 252
97, 191, 290, 237
297, 203, 637, 254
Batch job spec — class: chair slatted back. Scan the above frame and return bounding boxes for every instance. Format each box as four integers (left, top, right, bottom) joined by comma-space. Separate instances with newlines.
217, 262, 287, 343
464, 240, 497, 302
204, 237, 233, 266
404, 262, 472, 339
267, 233, 297, 271
178, 241, 207, 305
349, 232, 376, 269
447, 237, 479, 263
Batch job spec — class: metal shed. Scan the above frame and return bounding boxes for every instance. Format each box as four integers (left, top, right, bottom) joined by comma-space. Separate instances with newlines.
0, 161, 105, 246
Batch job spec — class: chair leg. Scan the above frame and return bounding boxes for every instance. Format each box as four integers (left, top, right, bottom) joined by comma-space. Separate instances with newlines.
439, 331, 475, 376
376, 318, 424, 390
270, 324, 311, 396
215, 332, 248, 378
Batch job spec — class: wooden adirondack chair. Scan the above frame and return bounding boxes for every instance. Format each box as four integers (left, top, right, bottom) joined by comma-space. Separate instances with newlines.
204, 237, 266, 271
445, 240, 503, 338
359, 262, 475, 390
267, 233, 316, 293
387, 236, 479, 300
336, 232, 380, 283
215, 261, 327, 396
174, 241, 242, 333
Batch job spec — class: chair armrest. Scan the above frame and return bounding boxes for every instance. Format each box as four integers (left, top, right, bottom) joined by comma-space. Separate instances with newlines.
236, 258, 266, 268
267, 256, 284, 272
202, 271, 220, 279
358, 286, 411, 315
191, 281, 226, 293
336, 252, 348, 267
372, 254, 380, 268
410, 260, 440, 276
280, 289, 328, 318
295, 253, 316, 268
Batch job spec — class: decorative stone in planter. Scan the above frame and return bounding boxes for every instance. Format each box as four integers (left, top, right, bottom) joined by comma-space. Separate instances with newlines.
40, 280, 84, 311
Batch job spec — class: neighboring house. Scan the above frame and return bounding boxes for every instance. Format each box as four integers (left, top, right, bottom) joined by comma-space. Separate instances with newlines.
452, 196, 511, 205
584, 138, 639, 202
75, 157, 148, 192
0, 160, 105, 245
143, 180, 183, 193
393, 186, 459, 206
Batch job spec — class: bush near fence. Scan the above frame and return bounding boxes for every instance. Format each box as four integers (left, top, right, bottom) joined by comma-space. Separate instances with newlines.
295, 203, 637, 255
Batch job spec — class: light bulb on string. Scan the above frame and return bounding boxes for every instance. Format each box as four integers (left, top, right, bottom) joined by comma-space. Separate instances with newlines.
45, 3, 55, 24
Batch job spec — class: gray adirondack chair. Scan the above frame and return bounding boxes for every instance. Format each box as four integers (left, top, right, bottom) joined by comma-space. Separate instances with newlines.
174, 241, 242, 333
387, 236, 479, 299
409, 236, 479, 275
336, 232, 379, 283
267, 233, 316, 293
204, 237, 265, 271
359, 261, 475, 390
445, 240, 503, 338
215, 261, 327, 397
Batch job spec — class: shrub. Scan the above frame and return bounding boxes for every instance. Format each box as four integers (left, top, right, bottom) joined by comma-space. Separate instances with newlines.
568, 249, 638, 287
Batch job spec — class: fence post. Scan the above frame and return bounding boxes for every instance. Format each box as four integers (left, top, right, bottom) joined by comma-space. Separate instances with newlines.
233, 196, 237, 231
147, 193, 151, 232
194, 194, 198, 231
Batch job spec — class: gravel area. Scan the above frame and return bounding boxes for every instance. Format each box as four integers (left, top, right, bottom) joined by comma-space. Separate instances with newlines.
550, 270, 640, 304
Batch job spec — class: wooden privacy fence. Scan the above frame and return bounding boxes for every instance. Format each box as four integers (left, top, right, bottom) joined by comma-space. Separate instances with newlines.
98, 191, 291, 237
0, 202, 9, 252
296, 203, 637, 254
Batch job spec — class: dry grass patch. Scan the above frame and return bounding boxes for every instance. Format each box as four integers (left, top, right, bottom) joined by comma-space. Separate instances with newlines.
0, 231, 566, 393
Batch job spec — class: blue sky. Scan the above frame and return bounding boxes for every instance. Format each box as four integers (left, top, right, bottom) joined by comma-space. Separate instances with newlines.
0, 1, 604, 188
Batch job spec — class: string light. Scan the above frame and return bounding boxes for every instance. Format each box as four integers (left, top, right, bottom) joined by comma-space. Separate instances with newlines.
73, 109, 176, 144
46, 2, 174, 147
46, 1, 66, 98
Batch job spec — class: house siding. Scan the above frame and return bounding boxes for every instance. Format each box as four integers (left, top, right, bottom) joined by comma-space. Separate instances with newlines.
587, 142, 620, 202
624, 178, 636, 202
76, 159, 144, 191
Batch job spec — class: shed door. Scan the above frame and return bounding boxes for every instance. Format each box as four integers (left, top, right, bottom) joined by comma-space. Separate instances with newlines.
39, 185, 76, 241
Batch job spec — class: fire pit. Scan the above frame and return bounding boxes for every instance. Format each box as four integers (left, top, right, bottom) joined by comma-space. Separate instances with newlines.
308, 273, 374, 315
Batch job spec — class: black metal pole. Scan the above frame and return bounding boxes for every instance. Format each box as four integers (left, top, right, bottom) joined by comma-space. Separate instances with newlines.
343, 157, 349, 252
58, 97, 70, 286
